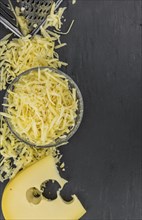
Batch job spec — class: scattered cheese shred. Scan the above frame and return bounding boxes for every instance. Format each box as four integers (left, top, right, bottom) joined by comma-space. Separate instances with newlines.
3, 69, 78, 146
15, 6, 29, 36
0, 116, 62, 182
43, 4, 66, 32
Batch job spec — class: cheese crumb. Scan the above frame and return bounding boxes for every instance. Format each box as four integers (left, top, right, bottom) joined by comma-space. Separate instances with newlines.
72, 0, 77, 5
60, 162, 65, 169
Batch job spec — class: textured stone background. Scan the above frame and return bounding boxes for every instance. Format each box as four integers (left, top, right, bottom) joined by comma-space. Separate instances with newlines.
0, 0, 142, 219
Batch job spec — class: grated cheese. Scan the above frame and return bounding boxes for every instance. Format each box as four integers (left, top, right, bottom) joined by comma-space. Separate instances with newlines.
15, 6, 29, 36
0, 116, 63, 182
3, 69, 78, 146
54, 20, 75, 35
0, 3, 67, 91
0, 3, 71, 182
0, 34, 67, 91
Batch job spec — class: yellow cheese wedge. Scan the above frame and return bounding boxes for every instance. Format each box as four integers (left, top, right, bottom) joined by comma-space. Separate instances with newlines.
2, 155, 86, 220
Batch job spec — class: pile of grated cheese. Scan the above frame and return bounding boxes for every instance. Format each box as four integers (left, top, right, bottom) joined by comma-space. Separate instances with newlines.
0, 116, 63, 182
3, 68, 77, 146
0, 3, 68, 182
0, 3, 67, 91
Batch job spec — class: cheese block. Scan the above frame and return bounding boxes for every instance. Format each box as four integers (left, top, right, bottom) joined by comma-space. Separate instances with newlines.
2, 155, 86, 220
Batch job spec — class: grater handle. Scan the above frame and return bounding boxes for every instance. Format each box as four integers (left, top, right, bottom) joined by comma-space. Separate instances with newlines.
0, 15, 22, 37
31, 0, 64, 36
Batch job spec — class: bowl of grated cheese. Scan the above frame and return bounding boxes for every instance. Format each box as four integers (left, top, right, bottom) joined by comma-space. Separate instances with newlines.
2, 67, 84, 148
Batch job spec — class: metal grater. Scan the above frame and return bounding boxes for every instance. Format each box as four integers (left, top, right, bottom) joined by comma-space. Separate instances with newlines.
0, 0, 64, 37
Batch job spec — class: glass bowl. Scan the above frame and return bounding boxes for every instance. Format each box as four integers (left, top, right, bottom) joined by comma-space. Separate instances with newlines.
3, 67, 84, 148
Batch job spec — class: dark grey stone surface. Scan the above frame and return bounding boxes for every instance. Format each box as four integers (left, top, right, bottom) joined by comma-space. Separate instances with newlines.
0, 0, 142, 219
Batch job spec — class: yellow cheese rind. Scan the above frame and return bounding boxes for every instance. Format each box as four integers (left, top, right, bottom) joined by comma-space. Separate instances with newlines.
2, 155, 86, 220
